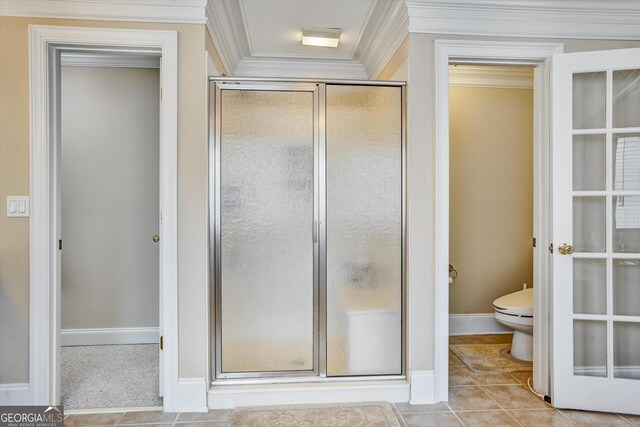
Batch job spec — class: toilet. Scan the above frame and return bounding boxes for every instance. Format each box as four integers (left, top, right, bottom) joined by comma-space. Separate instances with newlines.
493, 287, 533, 362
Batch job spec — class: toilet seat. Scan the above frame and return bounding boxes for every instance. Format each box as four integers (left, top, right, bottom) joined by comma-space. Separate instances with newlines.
493, 288, 533, 317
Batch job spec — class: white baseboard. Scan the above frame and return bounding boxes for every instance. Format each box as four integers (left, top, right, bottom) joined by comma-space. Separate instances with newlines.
208, 380, 410, 410
449, 314, 512, 336
0, 383, 31, 405
178, 378, 208, 412
61, 327, 159, 346
409, 371, 435, 404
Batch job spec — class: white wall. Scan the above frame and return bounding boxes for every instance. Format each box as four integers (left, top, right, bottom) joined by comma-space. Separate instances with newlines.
60, 66, 160, 335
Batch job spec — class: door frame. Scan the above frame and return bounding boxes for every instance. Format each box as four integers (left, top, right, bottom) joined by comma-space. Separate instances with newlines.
28, 25, 178, 410
433, 40, 563, 402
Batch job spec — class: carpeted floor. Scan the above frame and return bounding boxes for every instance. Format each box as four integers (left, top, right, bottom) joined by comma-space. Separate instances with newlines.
230, 402, 400, 427
61, 344, 162, 410
450, 343, 533, 373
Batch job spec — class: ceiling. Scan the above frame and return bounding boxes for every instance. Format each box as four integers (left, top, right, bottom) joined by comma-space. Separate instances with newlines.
241, 0, 375, 61
206, 0, 408, 79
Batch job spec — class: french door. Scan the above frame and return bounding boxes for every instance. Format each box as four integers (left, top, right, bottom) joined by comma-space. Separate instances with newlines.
552, 47, 640, 414
209, 81, 404, 380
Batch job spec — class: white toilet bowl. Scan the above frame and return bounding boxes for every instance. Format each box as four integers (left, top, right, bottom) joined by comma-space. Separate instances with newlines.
493, 288, 533, 362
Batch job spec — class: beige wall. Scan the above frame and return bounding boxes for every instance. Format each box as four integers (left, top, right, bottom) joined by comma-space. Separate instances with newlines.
205, 27, 227, 77
0, 16, 210, 383
60, 66, 160, 331
2, 11, 640, 389
406, 33, 640, 371
379, 36, 408, 81
449, 84, 534, 314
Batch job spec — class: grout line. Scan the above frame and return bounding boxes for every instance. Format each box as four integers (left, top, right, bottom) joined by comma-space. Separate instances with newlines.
445, 402, 467, 427
476, 385, 525, 427
555, 409, 582, 426
114, 413, 127, 426
617, 414, 638, 426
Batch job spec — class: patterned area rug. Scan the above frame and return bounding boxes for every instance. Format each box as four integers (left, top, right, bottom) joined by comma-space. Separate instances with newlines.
230, 402, 400, 427
450, 343, 532, 373
61, 344, 162, 409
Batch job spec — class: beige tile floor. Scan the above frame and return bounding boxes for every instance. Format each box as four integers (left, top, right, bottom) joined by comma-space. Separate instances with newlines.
64, 334, 640, 427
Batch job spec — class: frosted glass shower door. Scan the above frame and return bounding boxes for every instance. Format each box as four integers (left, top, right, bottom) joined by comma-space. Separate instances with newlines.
214, 85, 318, 376
326, 85, 403, 376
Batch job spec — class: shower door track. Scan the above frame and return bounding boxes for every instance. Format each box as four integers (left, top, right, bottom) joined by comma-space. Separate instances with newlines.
209, 78, 407, 383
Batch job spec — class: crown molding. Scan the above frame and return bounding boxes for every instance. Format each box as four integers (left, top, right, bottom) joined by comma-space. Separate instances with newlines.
234, 58, 368, 80
406, 0, 640, 40
60, 52, 160, 68
205, 0, 249, 74
448, 65, 533, 89
205, 0, 406, 79
0, 0, 207, 24
356, 0, 409, 79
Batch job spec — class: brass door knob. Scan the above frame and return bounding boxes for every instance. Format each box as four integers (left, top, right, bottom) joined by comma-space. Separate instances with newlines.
558, 243, 573, 255
153, 235, 160, 243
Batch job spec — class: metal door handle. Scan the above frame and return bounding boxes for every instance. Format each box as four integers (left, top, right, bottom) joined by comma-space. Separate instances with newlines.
153, 235, 160, 243
558, 243, 573, 255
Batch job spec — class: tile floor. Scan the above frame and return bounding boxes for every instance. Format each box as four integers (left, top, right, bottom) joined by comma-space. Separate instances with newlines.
63, 334, 640, 427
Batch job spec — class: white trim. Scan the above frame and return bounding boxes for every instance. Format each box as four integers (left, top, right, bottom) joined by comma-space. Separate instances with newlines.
0, 0, 207, 24
29, 25, 178, 410
406, 0, 640, 41
0, 383, 31, 406
448, 65, 533, 89
60, 327, 160, 346
66, 406, 163, 415
208, 381, 410, 410
409, 370, 435, 405
573, 366, 640, 378
60, 52, 160, 68
357, 0, 409, 79
449, 314, 512, 336
205, 0, 248, 76
233, 58, 368, 80
434, 39, 563, 404
204, 0, 409, 79
178, 378, 209, 413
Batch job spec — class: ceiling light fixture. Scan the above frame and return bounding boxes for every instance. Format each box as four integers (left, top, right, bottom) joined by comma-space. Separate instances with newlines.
301, 27, 341, 48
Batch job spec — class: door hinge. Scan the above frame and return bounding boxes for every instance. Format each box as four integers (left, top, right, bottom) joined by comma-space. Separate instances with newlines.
548, 243, 553, 254
160, 88, 163, 101
533, 237, 537, 248
160, 335, 163, 351
58, 239, 62, 250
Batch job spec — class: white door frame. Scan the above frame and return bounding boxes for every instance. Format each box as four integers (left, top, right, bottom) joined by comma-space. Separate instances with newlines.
29, 25, 179, 410
434, 40, 563, 402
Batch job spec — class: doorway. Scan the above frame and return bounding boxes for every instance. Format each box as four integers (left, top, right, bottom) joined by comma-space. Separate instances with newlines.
447, 64, 540, 411
59, 54, 161, 410
433, 40, 564, 404
28, 26, 178, 410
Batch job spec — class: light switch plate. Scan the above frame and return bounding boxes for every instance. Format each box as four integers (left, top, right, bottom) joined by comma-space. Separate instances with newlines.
7, 196, 30, 217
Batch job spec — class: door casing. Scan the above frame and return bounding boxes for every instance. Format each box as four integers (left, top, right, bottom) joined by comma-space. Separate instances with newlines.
434, 40, 564, 402
28, 25, 179, 410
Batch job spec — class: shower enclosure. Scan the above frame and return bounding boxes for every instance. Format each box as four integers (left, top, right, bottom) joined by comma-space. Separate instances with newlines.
209, 78, 405, 382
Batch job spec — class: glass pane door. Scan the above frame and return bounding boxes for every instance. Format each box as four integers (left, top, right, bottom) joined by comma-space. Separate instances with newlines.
552, 47, 640, 414
215, 86, 317, 375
